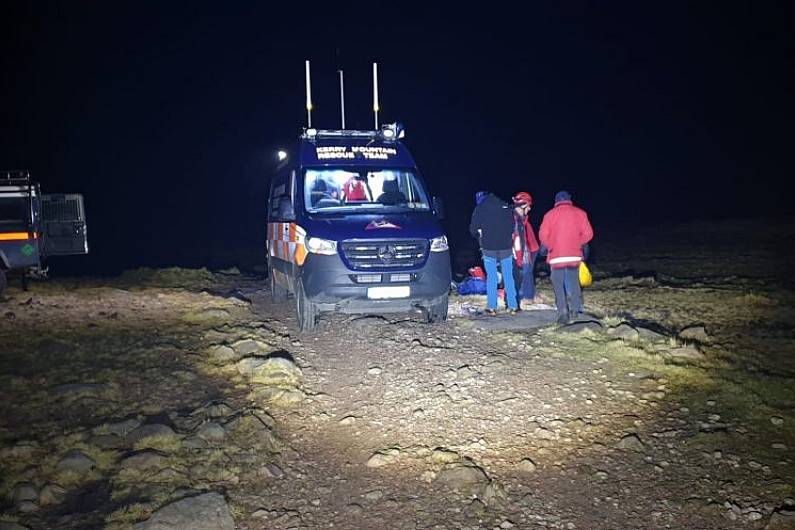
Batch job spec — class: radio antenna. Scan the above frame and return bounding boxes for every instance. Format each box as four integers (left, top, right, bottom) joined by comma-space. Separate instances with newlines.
372, 62, 379, 130
305, 60, 313, 128
338, 70, 346, 129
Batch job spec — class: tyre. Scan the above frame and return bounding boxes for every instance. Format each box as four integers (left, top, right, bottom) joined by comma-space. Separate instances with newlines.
424, 297, 449, 323
295, 279, 318, 332
0, 269, 6, 298
270, 267, 288, 302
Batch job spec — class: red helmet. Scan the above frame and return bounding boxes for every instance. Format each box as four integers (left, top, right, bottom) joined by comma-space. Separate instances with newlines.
512, 191, 532, 206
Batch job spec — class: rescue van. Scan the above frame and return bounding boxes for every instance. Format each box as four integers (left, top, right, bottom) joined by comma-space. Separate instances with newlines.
267, 62, 451, 331
0, 170, 88, 295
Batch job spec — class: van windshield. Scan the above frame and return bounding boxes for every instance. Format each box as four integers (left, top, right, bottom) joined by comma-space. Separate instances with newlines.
304, 168, 431, 213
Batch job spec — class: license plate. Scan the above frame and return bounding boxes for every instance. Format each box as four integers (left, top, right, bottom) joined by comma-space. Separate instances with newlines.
367, 286, 410, 299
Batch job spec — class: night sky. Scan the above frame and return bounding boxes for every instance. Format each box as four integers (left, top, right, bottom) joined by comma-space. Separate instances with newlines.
2, 2, 793, 274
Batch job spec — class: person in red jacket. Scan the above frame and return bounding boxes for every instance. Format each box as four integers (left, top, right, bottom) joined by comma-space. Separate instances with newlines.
539, 190, 594, 324
511, 191, 540, 309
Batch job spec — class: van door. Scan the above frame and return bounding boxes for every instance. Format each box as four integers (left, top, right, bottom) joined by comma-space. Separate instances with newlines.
40, 194, 89, 256
267, 169, 296, 293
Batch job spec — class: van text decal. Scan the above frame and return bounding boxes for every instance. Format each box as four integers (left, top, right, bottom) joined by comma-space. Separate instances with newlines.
316, 146, 398, 160
366, 219, 402, 230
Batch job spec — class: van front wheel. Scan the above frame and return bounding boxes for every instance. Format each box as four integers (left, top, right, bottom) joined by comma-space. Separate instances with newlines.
424, 298, 448, 323
295, 280, 318, 332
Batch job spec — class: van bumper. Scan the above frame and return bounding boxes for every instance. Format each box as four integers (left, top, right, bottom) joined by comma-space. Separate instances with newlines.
300, 251, 451, 314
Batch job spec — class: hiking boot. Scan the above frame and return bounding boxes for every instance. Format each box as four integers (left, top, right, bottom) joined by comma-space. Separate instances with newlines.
507, 308, 518, 315
484, 308, 498, 316
556, 312, 569, 325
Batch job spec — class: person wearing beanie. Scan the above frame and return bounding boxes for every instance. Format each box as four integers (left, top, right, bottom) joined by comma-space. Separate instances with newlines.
469, 191, 519, 315
511, 191, 540, 309
539, 190, 594, 324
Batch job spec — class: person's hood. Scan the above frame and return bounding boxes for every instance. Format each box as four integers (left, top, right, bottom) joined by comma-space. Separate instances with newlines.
480, 193, 506, 208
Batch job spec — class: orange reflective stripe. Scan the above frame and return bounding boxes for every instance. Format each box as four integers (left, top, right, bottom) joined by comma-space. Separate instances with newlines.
289, 223, 296, 242
0, 232, 36, 241
295, 243, 308, 266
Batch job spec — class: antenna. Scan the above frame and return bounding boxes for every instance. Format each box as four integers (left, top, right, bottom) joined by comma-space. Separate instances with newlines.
338, 70, 346, 129
373, 62, 379, 130
305, 60, 313, 128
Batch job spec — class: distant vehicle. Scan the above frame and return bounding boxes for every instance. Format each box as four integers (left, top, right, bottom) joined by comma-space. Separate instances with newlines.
266, 62, 451, 331
0, 170, 89, 295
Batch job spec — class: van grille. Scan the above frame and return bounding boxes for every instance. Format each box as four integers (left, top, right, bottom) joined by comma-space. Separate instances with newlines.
340, 239, 428, 270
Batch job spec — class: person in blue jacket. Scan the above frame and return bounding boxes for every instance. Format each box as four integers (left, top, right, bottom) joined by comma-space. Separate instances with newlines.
469, 191, 518, 315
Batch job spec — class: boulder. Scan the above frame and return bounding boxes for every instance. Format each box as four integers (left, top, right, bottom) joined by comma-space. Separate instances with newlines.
132, 492, 235, 530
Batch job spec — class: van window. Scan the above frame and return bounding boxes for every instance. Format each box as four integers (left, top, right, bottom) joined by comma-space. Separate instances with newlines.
304, 168, 430, 213
0, 197, 29, 231
269, 170, 295, 221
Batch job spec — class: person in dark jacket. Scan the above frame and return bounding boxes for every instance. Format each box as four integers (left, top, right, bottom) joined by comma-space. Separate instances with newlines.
469, 191, 519, 314
511, 191, 540, 308
539, 190, 594, 324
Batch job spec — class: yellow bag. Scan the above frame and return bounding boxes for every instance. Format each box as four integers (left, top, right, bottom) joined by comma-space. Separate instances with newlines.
579, 261, 593, 287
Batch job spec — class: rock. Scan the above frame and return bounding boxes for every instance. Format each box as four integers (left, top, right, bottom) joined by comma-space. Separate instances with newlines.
636, 327, 667, 342
771, 416, 784, 426
205, 345, 236, 363
430, 448, 460, 464
38, 483, 67, 506
609, 323, 640, 340
680, 325, 709, 341
183, 436, 208, 450
16, 501, 38, 513
182, 308, 231, 323
339, 416, 357, 426
616, 433, 645, 451
242, 357, 303, 387
482, 482, 508, 505
364, 490, 383, 501
104, 418, 142, 437
89, 434, 125, 449
206, 403, 234, 418
50, 383, 111, 398
368, 367, 383, 375
263, 463, 284, 478
126, 424, 176, 445
560, 321, 603, 334
121, 450, 169, 470
517, 458, 537, 472
366, 449, 400, 468
767, 509, 795, 530
345, 503, 364, 515
252, 387, 305, 406
133, 492, 235, 530
434, 463, 489, 492
663, 345, 706, 361
56, 449, 96, 473
533, 427, 557, 440
0, 522, 31, 530
465, 499, 486, 516
0, 441, 37, 459
12, 483, 38, 503
232, 339, 268, 357
196, 422, 226, 443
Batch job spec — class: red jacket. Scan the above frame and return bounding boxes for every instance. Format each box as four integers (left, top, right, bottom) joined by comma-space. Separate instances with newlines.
539, 200, 593, 269
512, 214, 539, 266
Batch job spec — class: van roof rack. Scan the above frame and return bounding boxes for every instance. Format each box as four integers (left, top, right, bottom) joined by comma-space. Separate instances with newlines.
301, 123, 404, 142
1, 169, 32, 186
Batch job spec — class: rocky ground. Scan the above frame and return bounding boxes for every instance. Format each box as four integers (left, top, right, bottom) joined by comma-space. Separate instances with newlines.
1, 220, 794, 530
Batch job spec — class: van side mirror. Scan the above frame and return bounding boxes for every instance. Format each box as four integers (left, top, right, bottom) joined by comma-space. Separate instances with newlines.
278, 197, 296, 221
433, 196, 445, 219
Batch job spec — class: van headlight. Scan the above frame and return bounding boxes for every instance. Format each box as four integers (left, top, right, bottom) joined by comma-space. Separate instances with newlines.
429, 235, 449, 252
306, 237, 338, 255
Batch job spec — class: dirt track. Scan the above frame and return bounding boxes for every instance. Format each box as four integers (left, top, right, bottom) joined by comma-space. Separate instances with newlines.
1, 220, 794, 530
